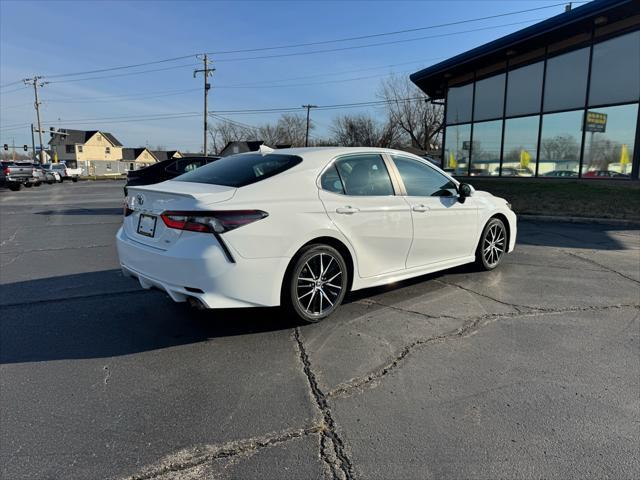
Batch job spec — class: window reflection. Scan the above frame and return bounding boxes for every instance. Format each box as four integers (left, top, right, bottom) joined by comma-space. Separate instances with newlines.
501, 116, 539, 176
444, 124, 471, 176
506, 62, 543, 117
539, 110, 583, 177
446, 84, 473, 124
544, 48, 589, 112
582, 103, 638, 179
470, 120, 502, 176
589, 31, 640, 106
474, 74, 505, 121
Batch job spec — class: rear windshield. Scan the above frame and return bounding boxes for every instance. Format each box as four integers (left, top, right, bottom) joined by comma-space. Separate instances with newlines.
175, 153, 302, 187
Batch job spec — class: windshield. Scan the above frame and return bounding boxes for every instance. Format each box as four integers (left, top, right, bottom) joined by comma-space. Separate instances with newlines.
175, 153, 302, 187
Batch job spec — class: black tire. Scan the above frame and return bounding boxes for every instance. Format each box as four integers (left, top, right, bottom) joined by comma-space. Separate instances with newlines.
71, 177, 78, 183
34, 182, 41, 187
283, 244, 348, 323
47, 180, 54, 185
9, 183, 21, 191
24, 183, 33, 188
475, 217, 507, 271
57, 178, 63, 183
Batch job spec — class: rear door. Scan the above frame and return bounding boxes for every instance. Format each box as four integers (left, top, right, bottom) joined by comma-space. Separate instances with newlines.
318, 153, 412, 279
389, 155, 479, 268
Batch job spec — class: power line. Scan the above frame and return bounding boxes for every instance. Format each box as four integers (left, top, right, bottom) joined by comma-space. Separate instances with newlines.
212, 18, 543, 63
206, 2, 578, 56
46, 62, 200, 84
41, 54, 197, 79
46, 88, 200, 104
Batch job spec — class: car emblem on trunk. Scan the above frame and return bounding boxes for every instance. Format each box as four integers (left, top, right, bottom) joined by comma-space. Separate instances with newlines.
136, 194, 144, 206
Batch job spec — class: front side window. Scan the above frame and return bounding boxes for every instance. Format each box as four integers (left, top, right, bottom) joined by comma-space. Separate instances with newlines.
175, 153, 302, 187
392, 156, 457, 197
334, 154, 394, 196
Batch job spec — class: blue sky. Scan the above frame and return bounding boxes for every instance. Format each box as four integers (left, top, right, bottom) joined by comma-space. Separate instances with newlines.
0, 0, 585, 152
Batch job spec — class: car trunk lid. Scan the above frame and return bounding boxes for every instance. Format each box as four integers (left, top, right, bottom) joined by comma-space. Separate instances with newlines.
124, 181, 236, 249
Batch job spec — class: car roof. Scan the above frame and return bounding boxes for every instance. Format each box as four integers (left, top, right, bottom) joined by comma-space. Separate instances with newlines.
257, 146, 431, 170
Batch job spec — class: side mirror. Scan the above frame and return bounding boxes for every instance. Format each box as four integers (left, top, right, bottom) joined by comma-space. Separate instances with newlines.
458, 183, 473, 199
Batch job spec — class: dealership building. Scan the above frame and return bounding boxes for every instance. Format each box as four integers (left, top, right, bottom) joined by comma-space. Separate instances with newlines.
410, 0, 639, 180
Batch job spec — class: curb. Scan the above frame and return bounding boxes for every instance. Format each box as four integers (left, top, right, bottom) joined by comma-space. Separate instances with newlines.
519, 214, 640, 227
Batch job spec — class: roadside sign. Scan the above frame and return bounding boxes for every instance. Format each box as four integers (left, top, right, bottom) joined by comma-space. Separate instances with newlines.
585, 111, 607, 133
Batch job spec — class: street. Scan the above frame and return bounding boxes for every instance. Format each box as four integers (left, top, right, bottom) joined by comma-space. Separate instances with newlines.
1, 181, 639, 480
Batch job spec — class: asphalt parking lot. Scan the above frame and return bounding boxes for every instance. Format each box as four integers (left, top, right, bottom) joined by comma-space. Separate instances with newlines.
1, 181, 638, 480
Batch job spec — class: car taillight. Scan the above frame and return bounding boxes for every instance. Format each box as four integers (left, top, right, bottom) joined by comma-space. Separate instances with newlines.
2, 167, 9, 175
160, 210, 268, 234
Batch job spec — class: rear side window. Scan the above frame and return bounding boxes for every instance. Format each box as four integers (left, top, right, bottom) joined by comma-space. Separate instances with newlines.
320, 164, 345, 194
335, 154, 394, 196
175, 153, 302, 187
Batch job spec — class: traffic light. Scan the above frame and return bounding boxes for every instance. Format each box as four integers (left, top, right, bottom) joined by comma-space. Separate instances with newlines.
50, 127, 55, 137
3, 144, 7, 151
23, 145, 28, 152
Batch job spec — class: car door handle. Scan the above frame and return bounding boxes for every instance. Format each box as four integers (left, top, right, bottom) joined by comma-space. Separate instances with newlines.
336, 206, 360, 214
412, 204, 430, 212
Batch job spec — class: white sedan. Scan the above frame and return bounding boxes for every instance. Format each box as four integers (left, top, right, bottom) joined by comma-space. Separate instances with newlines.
117, 147, 516, 323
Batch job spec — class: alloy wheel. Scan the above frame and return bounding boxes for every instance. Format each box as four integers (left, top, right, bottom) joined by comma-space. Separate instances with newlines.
482, 222, 506, 268
295, 252, 344, 317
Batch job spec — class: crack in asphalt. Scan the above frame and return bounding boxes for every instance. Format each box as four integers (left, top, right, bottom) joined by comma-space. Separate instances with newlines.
294, 327, 355, 480
327, 303, 639, 399
434, 279, 531, 312
124, 425, 322, 480
356, 298, 458, 321
567, 251, 640, 286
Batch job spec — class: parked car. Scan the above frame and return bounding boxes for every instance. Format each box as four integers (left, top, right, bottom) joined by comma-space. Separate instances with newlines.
496, 167, 535, 177
124, 156, 219, 195
543, 170, 577, 177
0, 161, 36, 191
118, 147, 517, 323
41, 164, 64, 183
44, 162, 81, 182
583, 170, 629, 178
24, 163, 57, 185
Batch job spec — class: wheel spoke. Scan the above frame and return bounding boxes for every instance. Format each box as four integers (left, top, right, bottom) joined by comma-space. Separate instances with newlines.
325, 271, 341, 283
298, 277, 315, 283
320, 289, 334, 307
324, 282, 342, 290
306, 290, 316, 311
322, 257, 334, 278
304, 262, 317, 280
298, 289, 314, 300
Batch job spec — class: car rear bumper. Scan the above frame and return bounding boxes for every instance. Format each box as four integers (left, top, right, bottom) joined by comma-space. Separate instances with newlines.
116, 227, 290, 309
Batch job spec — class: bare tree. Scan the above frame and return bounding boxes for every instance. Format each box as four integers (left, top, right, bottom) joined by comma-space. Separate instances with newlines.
208, 119, 255, 154
378, 74, 443, 152
331, 113, 401, 148
540, 135, 580, 161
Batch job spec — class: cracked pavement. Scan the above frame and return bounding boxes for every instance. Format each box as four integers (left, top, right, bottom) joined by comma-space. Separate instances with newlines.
1, 182, 639, 479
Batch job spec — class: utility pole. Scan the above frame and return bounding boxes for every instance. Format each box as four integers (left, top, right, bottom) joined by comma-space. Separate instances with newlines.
11, 137, 15, 162
30, 124, 36, 162
194, 54, 215, 155
23, 76, 48, 164
302, 104, 317, 147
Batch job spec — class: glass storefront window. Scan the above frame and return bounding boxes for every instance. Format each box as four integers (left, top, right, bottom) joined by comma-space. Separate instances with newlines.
538, 110, 584, 177
474, 74, 505, 121
582, 103, 638, 179
446, 84, 473, 124
506, 62, 543, 117
589, 31, 640, 106
470, 120, 502, 176
501, 116, 539, 177
543, 47, 589, 112
443, 123, 471, 175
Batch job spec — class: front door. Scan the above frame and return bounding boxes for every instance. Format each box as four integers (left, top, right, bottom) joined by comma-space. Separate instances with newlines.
318, 153, 413, 279
390, 155, 479, 268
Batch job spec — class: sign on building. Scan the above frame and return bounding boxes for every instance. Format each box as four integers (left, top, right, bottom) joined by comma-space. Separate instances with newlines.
585, 111, 607, 133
